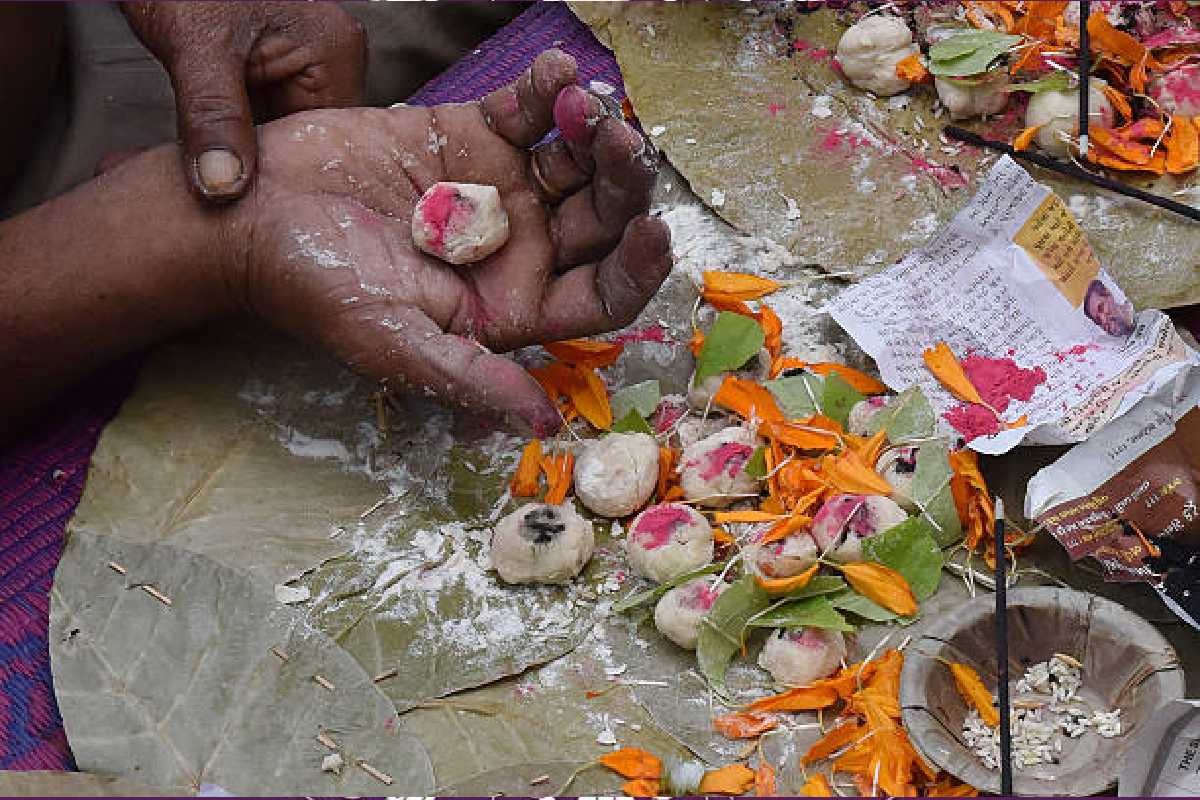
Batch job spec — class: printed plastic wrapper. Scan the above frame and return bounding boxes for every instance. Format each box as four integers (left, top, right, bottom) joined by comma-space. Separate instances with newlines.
1026, 366, 1200, 628
1119, 699, 1200, 797
830, 155, 1197, 455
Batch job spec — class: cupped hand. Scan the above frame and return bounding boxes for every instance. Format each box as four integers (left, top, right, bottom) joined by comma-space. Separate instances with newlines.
122, 1, 367, 201
225, 50, 672, 435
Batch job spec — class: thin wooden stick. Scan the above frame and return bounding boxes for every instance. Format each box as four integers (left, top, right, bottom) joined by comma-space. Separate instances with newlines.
316, 732, 339, 750
943, 126, 1200, 222
107, 561, 126, 575
995, 497, 1013, 797
140, 584, 172, 607
270, 645, 289, 662
373, 667, 398, 683
358, 761, 393, 785
313, 674, 336, 692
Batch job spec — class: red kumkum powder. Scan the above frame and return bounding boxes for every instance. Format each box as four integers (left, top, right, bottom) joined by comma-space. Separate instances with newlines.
632, 505, 692, 550
942, 354, 1047, 442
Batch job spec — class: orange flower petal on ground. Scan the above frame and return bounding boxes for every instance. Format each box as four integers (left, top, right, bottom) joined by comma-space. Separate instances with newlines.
598, 747, 662, 780
836, 562, 918, 617
928, 774, 980, 796
1090, 126, 1153, 165
747, 685, 840, 712
699, 764, 757, 795
688, 328, 705, 357
801, 772, 834, 797
760, 304, 784, 361
1013, 124, 1042, 151
755, 760, 777, 797
759, 513, 813, 545
895, 52, 930, 83
1088, 11, 1161, 70
510, 440, 544, 497
714, 510, 784, 524
656, 446, 678, 501
949, 662, 1000, 726
543, 338, 623, 368
805, 363, 889, 395
702, 270, 785, 302
568, 365, 613, 430
755, 563, 818, 595
802, 721, 866, 765
819, 450, 894, 496
714, 375, 784, 424
621, 778, 661, 797
1166, 115, 1199, 175
762, 421, 842, 451
713, 711, 780, 739
923, 343, 987, 406
541, 452, 574, 505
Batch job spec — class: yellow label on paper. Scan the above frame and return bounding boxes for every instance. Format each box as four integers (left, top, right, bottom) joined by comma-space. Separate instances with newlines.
1013, 194, 1101, 308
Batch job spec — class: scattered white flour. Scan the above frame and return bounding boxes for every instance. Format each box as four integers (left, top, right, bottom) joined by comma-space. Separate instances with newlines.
650, 125, 667, 137
710, 188, 726, 208
811, 94, 834, 119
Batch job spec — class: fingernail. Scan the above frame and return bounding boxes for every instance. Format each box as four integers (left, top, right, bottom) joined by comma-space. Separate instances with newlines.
197, 149, 243, 195
553, 85, 602, 147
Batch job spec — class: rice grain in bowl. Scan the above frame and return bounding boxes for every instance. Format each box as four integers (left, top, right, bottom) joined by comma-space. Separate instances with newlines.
899, 587, 1183, 796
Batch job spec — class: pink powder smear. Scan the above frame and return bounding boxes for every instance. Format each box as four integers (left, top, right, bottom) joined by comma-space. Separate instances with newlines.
632, 505, 692, 550
942, 354, 1047, 441
612, 323, 674, 346
700, 442, 753, 481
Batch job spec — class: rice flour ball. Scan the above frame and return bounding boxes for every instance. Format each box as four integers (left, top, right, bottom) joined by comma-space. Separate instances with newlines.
679, 426, 762, 508
654, 576, 727, 650
492, 502, 594, 584
810, 493, 909, 562
745, 531, 819, 580
627, 503, 715, 582
847, 396, 889, 436
836, 15, 919, 96
758, 627, 848, 686
573, 432, 659, 518
412, 182, 510, 265
876, 445, 920, 512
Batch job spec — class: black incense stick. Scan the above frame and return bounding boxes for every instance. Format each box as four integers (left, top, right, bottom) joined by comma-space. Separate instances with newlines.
994, 497, 1013, 797
1078, 0, 1092, 159
943, 126, 1200, 222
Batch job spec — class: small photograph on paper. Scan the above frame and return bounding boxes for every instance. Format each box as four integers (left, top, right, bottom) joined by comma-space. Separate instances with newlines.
1082, 277, 1136, 339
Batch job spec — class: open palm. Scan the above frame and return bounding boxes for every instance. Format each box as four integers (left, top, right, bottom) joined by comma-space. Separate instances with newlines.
233, 51, 671, 435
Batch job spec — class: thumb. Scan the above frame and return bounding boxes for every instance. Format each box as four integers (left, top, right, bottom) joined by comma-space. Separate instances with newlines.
168, 54, 257, 201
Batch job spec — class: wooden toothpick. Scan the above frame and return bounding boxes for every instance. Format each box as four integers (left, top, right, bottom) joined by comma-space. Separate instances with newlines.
270, 646, 289, 662
373, 667, 398, 683
139, 584, 173, 607
313, 674, 336, 692
316, 732, 339, 750
358, 761, 393, 785
107, 561, 126, 575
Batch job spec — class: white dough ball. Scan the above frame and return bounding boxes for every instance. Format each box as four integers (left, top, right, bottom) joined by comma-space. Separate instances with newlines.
758, 627, 848, 686
492, 503, 594, 584
811, 493, 909, 562
935, 73, 1010, 120
679, 426, 762, 508
675, 415, 730, 450
745, 531, 819, 580
411, 182, 510, 265
836, 15, 919, 96
627, 503, 715, 582
574, 432, 660, 518
847, 396, 890, 437
654, 576, 727, 650
1026, 86, 1113, 157
876, 446, 920, 512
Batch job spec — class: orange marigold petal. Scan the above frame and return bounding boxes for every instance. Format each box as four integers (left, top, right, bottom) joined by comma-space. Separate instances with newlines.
837, 562, 918, 617
544, 338, 623, 368
802, 773, 834, 797
698, 764, 756, 796
755, 760, 777, 797
1013, 124, 1042, 152
568, 365, 613, 430
510, 440, 544, 496
622, 778, 661, 797
949, 662, 1000, 726
714, 375, 784, 424
755, 563, 819, 595
598, 747, 663, 780
802, 721, 866, 766
895, 52, 930, 83
713, 711, 780, 739
923, 343, 986, 406
804, 363, 889, 395
1166, 115, 1199, 175
747, 685, 840, 712
702, 270, 785, 301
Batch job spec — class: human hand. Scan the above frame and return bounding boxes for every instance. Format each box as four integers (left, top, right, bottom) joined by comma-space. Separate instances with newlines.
121, 1, 366, 201
224, 50, 671, 435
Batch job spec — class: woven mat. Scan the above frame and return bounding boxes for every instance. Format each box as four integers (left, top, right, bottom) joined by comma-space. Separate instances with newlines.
0, 2, 620, 772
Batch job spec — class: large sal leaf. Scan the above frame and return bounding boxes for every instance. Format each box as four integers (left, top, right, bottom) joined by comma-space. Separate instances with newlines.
928, 31, 1022, 77
693, 312, 765, 386
862, 519, 944, 601
821, 369, 866, 428
912, 440, 963, 546
50, 530, 434, 796
696, 575, 770, 695
868, 386, 937, 442
745, 594, 855, 632
766, 374, 824, 419
0, 772, 190, 797
610, 379, 662, 421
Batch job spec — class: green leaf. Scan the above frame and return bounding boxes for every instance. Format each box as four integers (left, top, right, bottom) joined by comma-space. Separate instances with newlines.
746, 595, 855, 632
1008, 72, 1073, 94
829, 590, 899, 622
821, 369, 865, 428
696, 575, 770, 694
610, 380, 661, 421
612, 562, 725, 614
766, 373, 824, 419
694, 312, 765, 386
868, 386, 937, 443
745, 446, 769, 479
779, 574, 848, 600
861, 519, 943, 601
610, 409, 653, 435
912, 440, 963, 546
929, 30, 1021, 63
929, 45, 1016, 78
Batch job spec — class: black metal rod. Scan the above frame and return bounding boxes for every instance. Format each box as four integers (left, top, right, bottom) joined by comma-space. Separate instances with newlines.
944, 125, 1200, 222
995, 498, 1013, 797
1079, 0, 1092, 157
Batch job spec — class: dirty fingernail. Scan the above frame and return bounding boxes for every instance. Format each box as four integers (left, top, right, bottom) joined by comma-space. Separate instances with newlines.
554, 85, 602, 147
197, 149, 243, 195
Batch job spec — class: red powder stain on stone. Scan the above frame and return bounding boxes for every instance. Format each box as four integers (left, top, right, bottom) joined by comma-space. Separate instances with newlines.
702, 443, 752, 481
612, 323, 674, 345
768, 103, 787, 116
632, 505, 692, 550
791, 40, 833, 61
384, 718, 394, 730
942, 354, 1047, 441
418, 184, 459, 249
906, 154, 970, 190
